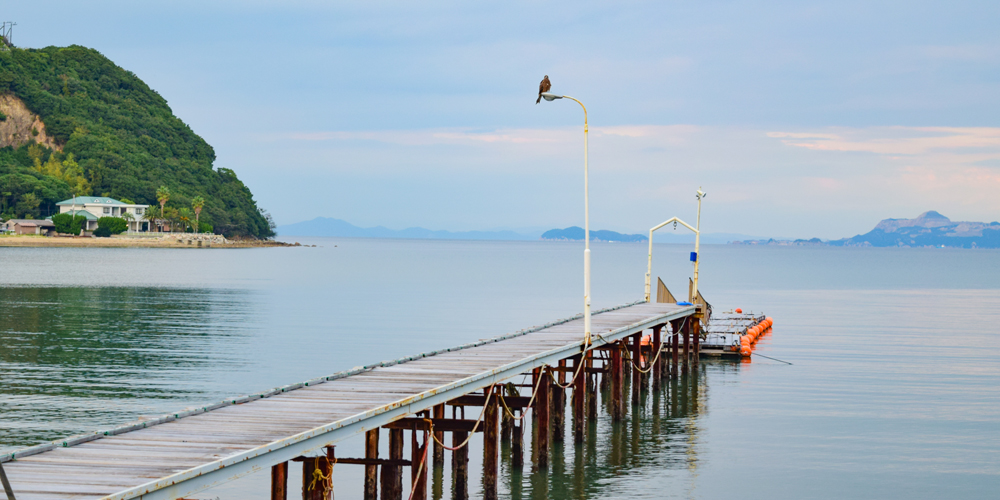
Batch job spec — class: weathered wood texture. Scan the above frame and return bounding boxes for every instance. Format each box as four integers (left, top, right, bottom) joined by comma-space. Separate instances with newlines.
2, 303, 691, 500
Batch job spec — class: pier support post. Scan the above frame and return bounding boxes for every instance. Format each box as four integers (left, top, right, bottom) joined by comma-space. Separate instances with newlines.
610, 342, 624, 422
652, 326, 662, 391
271, 462, 288, 500
671, 325, 679, 378
572, 354, 585, 444
552, 360, 566, 442
381, 429, 403, 500
511, 410, 523, 469
410, 429, 427, 500
683, 320, 691, 370
692, 319, 700, 364
364, 430, 379, 500
631, 332, 642, 406
535, 368, 550, 468
483, 385, 500, 500
453, 427, 469, 500
432, 404, 444, 467
587, 351, 597, 420
302, 450, 333, 500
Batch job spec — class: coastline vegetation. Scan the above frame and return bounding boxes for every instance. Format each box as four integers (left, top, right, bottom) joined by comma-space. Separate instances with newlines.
0, 45, 274, 238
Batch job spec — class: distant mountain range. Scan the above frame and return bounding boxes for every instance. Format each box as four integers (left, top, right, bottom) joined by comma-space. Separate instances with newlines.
733, 211, 1000, 248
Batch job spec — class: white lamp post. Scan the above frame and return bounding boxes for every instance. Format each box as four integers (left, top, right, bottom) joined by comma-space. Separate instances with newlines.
540, 92, 591, 346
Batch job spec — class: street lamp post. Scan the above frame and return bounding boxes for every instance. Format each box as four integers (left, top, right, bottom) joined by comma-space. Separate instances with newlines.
540, 92, 591, 346
692, 188, 706, 301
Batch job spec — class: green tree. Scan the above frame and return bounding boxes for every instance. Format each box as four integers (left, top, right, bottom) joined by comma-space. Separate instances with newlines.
191, 196, 205, 234
51, 213, 86, 235
142, 206, 159, 233
155, 185, 170, 232
97, 216, 127, 235
15, 192, 40, 218
121, 211, 135, 233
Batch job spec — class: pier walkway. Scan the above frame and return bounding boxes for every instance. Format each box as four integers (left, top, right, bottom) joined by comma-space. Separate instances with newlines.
2, 301, 696, 500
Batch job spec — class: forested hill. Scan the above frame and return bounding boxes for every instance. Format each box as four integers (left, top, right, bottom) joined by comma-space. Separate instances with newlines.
0, 45, 273, 238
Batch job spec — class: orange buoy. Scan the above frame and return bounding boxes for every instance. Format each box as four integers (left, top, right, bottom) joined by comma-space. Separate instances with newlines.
766, 317, 774, 325
735, 308, 743, 314
741, 336, 751, 345
740, 346, 751, 356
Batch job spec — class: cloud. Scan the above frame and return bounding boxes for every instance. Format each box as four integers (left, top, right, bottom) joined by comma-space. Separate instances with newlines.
767, 126, 1000, 156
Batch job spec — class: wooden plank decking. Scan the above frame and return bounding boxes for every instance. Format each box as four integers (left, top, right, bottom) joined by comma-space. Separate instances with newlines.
1, 301, 695, 500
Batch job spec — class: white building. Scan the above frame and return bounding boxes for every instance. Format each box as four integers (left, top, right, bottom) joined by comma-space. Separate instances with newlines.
56, 197, 150, 232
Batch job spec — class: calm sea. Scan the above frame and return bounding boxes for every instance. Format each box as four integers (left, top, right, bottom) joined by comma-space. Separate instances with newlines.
1, 239, 998, 499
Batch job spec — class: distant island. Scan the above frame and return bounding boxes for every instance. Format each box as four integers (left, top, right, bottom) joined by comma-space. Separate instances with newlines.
733, 211, 1000, 248
541, 226, 646, 242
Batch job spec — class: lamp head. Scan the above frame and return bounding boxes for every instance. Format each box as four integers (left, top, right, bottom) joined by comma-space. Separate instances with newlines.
696, 187, 706, 199
540, 92, 562, 101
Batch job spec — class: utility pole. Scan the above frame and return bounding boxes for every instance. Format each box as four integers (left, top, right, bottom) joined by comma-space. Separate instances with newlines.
0, 22, 15, 50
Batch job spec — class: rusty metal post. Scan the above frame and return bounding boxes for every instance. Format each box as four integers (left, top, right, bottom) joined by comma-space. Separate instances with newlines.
410, 429, 427, 500
671, 325, 679, 378
610, 342, 623, 422
683, 320, 691, 370
432, 404, 444, 467
552, 359, 566, 442
453, 429, 469, 500
512, 409, 523, 468
652, 325, 662, 391
631, 332, 642, 406
586, 351, 597, 420
536, 368, 550, 468
572, 354, 585, 444
363, 430, 379, 500
271, 462, 288, 500
483, 385, 500, 500
302, 453, 332, 500
381, 429, 403, 500
692, 319, 701, 364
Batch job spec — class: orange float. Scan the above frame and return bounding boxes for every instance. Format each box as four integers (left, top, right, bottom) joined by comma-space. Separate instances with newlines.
735, 308, 743, 313
740, 346, 751, 356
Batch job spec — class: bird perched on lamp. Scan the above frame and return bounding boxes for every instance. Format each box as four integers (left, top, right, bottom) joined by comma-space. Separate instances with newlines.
536, 75, 551, 104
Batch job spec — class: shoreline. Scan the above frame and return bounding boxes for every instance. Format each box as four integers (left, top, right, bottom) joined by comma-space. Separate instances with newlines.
0, 234, 296, 249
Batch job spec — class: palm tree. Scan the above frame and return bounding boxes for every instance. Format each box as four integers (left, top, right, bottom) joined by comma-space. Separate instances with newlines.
155, 186, 170, 232
191, 196, 205, 233
121, 212, 135, 234
142, 207, 159, 233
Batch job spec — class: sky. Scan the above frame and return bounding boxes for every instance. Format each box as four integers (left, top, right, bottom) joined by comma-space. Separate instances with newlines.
7, 1, 1000, 238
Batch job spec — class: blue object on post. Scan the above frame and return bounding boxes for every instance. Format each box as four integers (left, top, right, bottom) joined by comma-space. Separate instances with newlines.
690, 251, 697, 262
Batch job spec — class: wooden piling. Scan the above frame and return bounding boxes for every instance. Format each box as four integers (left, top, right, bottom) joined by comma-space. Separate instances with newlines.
651, 326, 662, 391
453, 428, 469, 500
483, 385, 500, 500
271, 462, 288, 500
364, 430, 379, 500
572, 354, 585, 444
631, 332, 642, 406
432, 404, 444, 467
410, 429, 427, 500
536, 368, 550, 468
380, 429, 403, 500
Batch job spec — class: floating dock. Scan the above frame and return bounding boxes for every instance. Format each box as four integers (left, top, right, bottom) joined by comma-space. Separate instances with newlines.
1, 301, 708, 500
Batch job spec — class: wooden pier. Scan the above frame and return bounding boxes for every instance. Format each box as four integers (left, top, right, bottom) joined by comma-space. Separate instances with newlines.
1, 300, 703, 500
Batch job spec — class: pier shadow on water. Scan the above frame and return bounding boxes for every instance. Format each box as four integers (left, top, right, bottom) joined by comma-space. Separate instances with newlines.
0, 286, 259, 453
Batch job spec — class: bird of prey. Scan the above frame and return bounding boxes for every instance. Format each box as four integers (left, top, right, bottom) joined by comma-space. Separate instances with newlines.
536, 75, 551, 104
